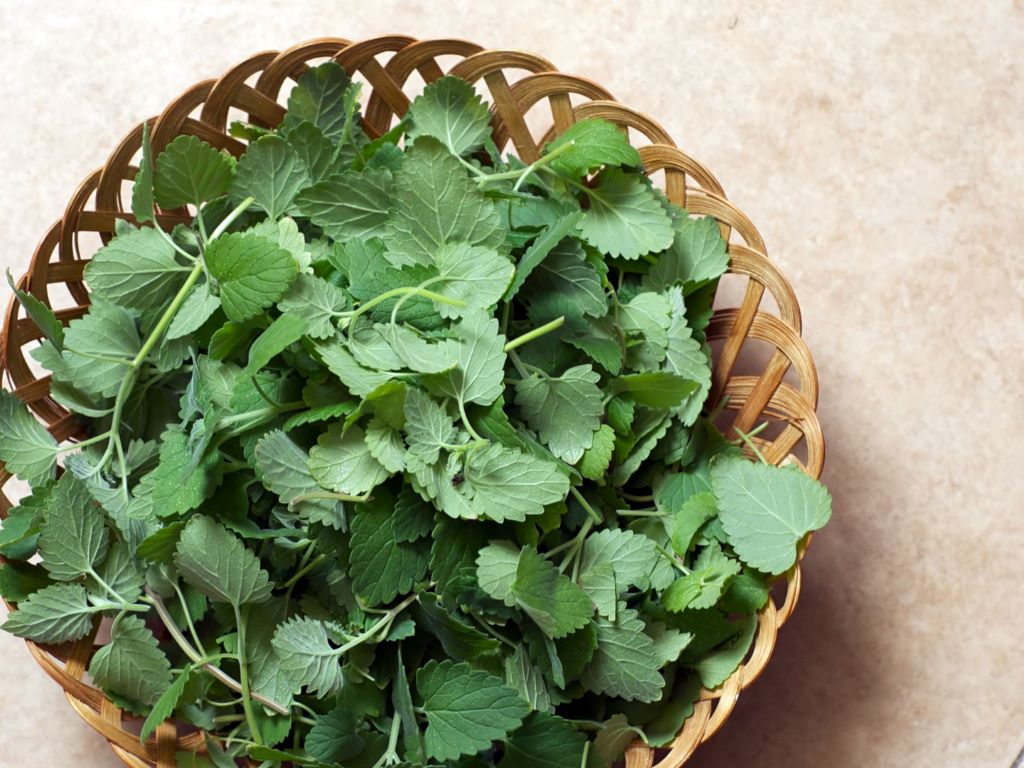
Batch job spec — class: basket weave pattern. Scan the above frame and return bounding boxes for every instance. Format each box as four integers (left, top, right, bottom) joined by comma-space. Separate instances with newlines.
0, 36, 824, 768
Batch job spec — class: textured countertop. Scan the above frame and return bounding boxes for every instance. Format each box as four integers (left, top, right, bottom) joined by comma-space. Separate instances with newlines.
1, 2, 1021, 766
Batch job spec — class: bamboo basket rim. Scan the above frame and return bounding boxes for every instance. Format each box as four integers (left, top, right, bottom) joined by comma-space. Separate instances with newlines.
0, 34, 825, 768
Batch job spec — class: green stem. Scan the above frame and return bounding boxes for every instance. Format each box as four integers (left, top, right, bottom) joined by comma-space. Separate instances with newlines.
614, 508, 662, 517
558, 518, 594, 575
289, 490, 370, 507
457, 398, 486, 443
390, 275, 445, 326
234, 604, 264, 746
173, 581, 207, 657
569, 486, 603, 524
475, 140, 577, 187
209, 196, 256, 240
282, 553, 327, 590
333, 593, 419, 657
732, 426, 769, 465
503, 316, 565, 352
57, 431, 111, 453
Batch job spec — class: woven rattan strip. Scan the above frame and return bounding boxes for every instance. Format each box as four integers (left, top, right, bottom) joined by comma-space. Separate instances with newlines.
0, 35, 824, 768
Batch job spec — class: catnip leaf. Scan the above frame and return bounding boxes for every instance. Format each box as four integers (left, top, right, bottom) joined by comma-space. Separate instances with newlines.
502, 646, 552, 712
284, 121, 340, 183
546, 118, 642, 177
645, 213, 729, 291
609, 372, 698, 409
305, 708, 365, 763
254, 430, 342, 526
578, 424, 615, 480
204, 232, 298, 321
271, 616, 343, 698
149, 429, 222, 517
167, 283, 221, 340
88, 615, 172, 709
620, 291, 672, 368
380, 324, 458, 374
364, 416, 406, 473
423, 310, 506, 409
693, 613, 757, 688
462, 444, 569, 523
711, 455, 832, 575
393, 486, 436, 543
318, 338, 399, 397
609, 411, 672, 486
662, 286, 711, 426
579, 528, 660, 592
0, 389, 57, 486
580, 605, 666, 702
593, 713, 647, 766
522, 240, 606, 322
499, 712, 587, 768
407, 76, 492, 157
510, 545, 594, 638
95, 542, 144, 604
386, 137, 504, 267
173, 515, 272, 605
282, 62, 353, 142
132, 123, 155, 223
244, 314, 308, 376
432, 242, 514, 318
474, 541, 521, 603
416, 659, 530, 761
277, 274, 347, 339
231, 134, 309, 219
85, 226, 191, 310
0, 583, 94, 643
54, 304, 140, 398
38, 473, 109, 580
576, 169, 674, 259
309, 423, 390, 496
671, 492, 718, 554
6, 270, 65, 350
564, 318, 623, 375
414, 592, 500, 659
719, 569, 771, 613
663, 541, 741, 612
140, 666, 193, 741
295, 168, 393, 241
154, 135, 235, 209
513, 364, 603, 463
505, 211, 584, 300
348, 498, 429, 606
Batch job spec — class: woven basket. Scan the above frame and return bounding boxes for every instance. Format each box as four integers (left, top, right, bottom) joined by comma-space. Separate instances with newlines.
0, 35, 824, 768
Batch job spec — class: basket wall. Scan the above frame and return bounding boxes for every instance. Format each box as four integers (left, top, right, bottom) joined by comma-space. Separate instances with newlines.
0, 36, 824, 768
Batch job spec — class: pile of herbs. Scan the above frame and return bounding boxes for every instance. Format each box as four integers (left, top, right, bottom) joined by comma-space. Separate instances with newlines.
0, 63, 831, 768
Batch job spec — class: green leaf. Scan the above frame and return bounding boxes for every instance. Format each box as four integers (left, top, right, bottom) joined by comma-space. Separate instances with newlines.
593, 713, 646, 766
282, 62, 353, 142
173, 515, 272, 605
619, 291, 671, 368
271, 615, 343, 698
140, 666, 192, 741
1, 583, 94, 643
579, 528, 660, 592
154, 135, 235, 208
413, 592, 500, 660
55, 304, 141, 397
37, 473, 109, 580
136, 521, 186, 564
231, 134, 309, 219
132, 123, 155, 223
416, 659, 530, 761
285, 121, 341, 183
309, 423, 390, 496
521, 240, 606, 322
6, 270, 64, 349
432, 242, 514, 319
609, 372, 698, 408
645, 213, 729, 291
423, 310, 506, 409
513, 364, 603, 463
407, 76, 491, 156
149, 429, 222, 517
305, 708, 365, 763
662, 286, 711, 426
365, 416, 405, 473
547, 118, 642, 177
503, 644, 552, 712
671, 492, 718, 555
0, 561, 52, 602
88, 615, 172, 708
386, 136, 505, 267
318, 340, 398, 398
576, 169, 674, 259
505, 211, 584, 300
295, 167, 393, 241
663, 541, 741, 611
96, 542, 144, 603
403, 388, 456, 467
278, 274, 347, 339
85, 226, 191, 310
580, 605, 666, 702
244, 314, 308, 376
348, 498, 430, 606
393, 486, 436, 543
711, 455, 832, 575
608, 411, 671, 486
0, 390, 57, 486
462, 444, 569, 523
204, 232, 298, 321
578, 424, 615, 480
694, 613, 757, 688
499, 713, 587, 768
166, 283, 221, 340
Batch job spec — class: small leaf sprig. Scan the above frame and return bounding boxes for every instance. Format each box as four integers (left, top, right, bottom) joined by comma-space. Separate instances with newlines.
0, 63, 831, 767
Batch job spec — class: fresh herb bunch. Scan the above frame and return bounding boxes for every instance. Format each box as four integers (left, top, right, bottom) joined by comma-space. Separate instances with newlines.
0, 63, 831, 767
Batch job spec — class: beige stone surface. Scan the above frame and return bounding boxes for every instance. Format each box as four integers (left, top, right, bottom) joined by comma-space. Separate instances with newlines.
1, 1, 1022, 766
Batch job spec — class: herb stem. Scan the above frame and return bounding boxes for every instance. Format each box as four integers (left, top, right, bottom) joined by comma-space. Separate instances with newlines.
209, 196, 256, 240
569, 486, 603, 525
457, 398, 486, 443
333, 593, 419, 658
503, 316, 565, 352
281, 553, 327, 590
233, 604, 264, 745
731, 426, 769, 465
172, 581, 207, 657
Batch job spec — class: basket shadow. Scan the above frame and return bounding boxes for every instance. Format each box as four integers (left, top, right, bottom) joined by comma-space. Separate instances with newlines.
688, 434, 879, 768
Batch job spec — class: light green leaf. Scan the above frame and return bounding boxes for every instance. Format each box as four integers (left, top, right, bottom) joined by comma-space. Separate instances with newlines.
578, 423, 615, 480
580, 605, 666, 702
513, 364, 603, 463
140, 666, 192, 741
166, 283, 220, 340
295, 167, 393, 241
671, 492, 718, 555
462, 444, 569, 523
407, 76, 491, 156
547, 118, 642, 177
204, 232, 298, 321
416, 659, 530, 761
285, 121, 340, 183
154, 134, 235, 209
608, 411, 671, 486
56, 304, 141, 397
244, 314, 308, 376
309, 423, 390, 496
149, 429, 222, 517
0, 583, 94, 643
386, 136, 505, 267
95, 542, 144, 604
305, 708, 365, 764
646, 213, 729, 291
503, 644, 552, 712
281, 62, 352, 142
277, 274, 347, 339
255, 430, 343, 527
0, 389, 57, 486
474, 541, 521, 603
88, 615, 172, 708
271, 616, 343, 698
579, 528, 660, 592
711, 455, 832, 575
662, 286, 711, 426
6, 270, 65, 350
609, 372, 698, 409
576, 169, 674, 259
317, 339, 399, 397
511, 545, 593, 638
432, 242, 514, 318
593, 713, 646, 766
348, 499, 430, 606
38, 473, 109, 580
505, 211, 584, 300
423, 310, 506, 409
380, 324, 459, 374
231, 134, 310, 219
521, 240, 606, 322
132, 123, 155, 223
85, 226, 191, 310
694, 613, 757, 688
173, 515, 272, 605
663, 541, 741, 611
620, 291, 671, 368
364, 416, 405, 473
499, 713, 587, 768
